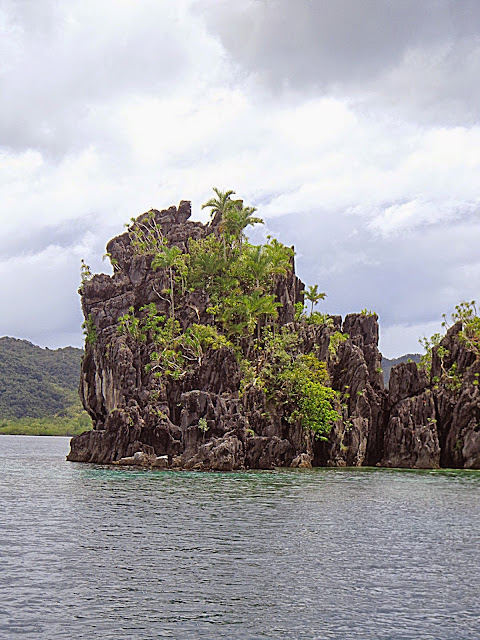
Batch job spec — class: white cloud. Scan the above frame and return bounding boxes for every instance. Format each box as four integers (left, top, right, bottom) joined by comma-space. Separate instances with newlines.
380, 321, 442, 360
0, 244, 87, 348
198, 0, 480, 125
369, 199, 463, 237
0, 1, 479, 356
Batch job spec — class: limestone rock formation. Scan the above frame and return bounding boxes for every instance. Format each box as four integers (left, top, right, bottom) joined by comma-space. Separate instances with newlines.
68, 203, 480, 470
379, 323, 480, 469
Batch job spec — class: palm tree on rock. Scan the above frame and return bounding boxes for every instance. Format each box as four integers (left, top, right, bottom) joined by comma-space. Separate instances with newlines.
191, 250, 225, 292
201, 188, 237, 257
304, 284, 326, 316
223, 203, 264, 254
202, 188, 236, 228
264, 237, 294, 278
243, 245, 272, 291
240, 291, 280, 343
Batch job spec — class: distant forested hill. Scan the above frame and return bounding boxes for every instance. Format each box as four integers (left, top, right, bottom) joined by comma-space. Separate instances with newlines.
381, 353, 422, 387
0, 337, 84, 419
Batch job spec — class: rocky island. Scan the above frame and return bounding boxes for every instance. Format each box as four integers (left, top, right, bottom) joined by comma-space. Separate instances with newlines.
68, 193, 480, 470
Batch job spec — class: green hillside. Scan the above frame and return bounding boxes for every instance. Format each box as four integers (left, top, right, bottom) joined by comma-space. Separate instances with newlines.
0, 337, 91, 436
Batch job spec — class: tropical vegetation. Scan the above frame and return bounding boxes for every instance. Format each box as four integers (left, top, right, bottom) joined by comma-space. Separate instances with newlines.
419, 300, 480, 393
114, 188, 339, 440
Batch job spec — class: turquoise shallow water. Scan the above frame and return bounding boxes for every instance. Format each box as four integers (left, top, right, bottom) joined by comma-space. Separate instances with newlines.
0, 435, 479, 640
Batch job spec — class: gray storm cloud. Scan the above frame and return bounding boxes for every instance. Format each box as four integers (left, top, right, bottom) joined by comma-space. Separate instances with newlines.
197, 0, 480, 123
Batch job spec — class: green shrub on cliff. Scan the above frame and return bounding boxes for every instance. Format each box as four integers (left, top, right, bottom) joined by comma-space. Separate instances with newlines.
307, 312, 334, 327
82, 314, 97, 345
419, 333, 443, 375
419, 301, 480, 392
446, 301, 480, 358
252, 327, 340, 440
127, 209, 166, 255
282, 355, 340, 440
328, 331, 348, 362
359, 308, 376, 317
78, 259, 93, 294
118, 305, 232, 380
152, 244, 184, 319
147, 322, 231, 380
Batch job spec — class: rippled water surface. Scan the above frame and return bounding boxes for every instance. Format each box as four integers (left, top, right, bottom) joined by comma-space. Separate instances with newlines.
1, 435, 479, 639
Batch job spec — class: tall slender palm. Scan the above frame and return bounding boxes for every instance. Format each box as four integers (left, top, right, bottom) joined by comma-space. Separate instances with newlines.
201, 188, 236, 227
201, 188, 236, 257
223, 203, 264, 254
264, 238, 293, 277
152, 245, 182, 319
243, 245, 271, 290
304, 284, 326, 316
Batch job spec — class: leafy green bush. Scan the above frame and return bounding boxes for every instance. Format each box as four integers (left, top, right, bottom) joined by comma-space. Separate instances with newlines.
82, 314, 97, 345
445, 301, 480, 358
255, 328, 339, 440
418, 301, 480, 394
281, 354, 340, 440
328, 331, 348, 361
307, 312, 334, 327
419, 332, 443, 375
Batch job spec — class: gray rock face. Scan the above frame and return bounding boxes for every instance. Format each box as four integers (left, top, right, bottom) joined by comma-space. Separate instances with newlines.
68, 203, 480, 470
382, 391, 440, 469
379, 326, 480, 469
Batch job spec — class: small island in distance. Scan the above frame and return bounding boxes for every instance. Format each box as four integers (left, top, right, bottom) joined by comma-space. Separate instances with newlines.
63, 191, 479, 470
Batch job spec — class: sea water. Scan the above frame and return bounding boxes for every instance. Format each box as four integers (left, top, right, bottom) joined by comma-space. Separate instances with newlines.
0, 435, 479, 639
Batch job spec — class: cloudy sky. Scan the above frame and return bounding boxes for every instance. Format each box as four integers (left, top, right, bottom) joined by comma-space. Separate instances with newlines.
1, 0, 479, 357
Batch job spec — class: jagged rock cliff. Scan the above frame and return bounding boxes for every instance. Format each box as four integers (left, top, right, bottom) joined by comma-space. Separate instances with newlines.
383, 324, 480, 469
68, 203, 480, 470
